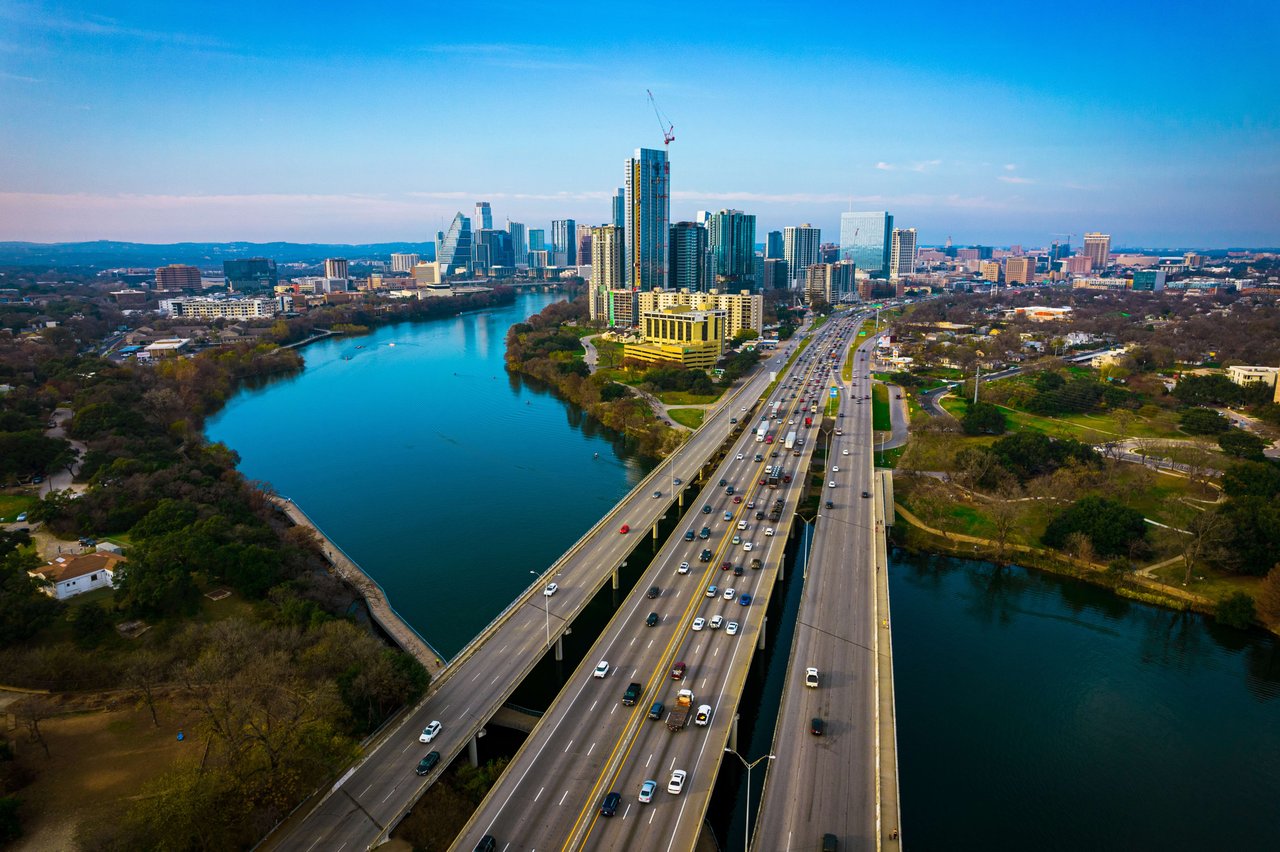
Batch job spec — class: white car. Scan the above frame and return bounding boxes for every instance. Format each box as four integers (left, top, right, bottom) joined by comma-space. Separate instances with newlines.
678, 561, 691, 574
832, 466, 839, 473
828, 481, 836, 488
668, 769, 687, 794
709, 614, 723, 629
765, 527, 775, 537
743, 542, 754, 551
418, 720, 442, 743
543, 582, 558, 596
594, 661, 610, 678
805, 667, 820, 688
737, 520, 747, 530
725, 621, 740, 636
706, 585, 718, 597
732, 534, 742, 545
692, 617, 706, 631
723, 587, 736, 600
842, 449, 849, 456
695, 704, 712, 726
736, 453, 744, 460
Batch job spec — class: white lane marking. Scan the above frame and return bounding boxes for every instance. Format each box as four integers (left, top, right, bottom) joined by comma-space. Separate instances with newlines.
382, 786, 397, 803
500, 645, 508, 653
700, 677, 707, 689
463, 706, 472, 718
441, 704, 451, 713
590, 699, 598, 712
534, 786, 544, 802
669, 756, 676, 770
611, 703, 617, 715
471, 671, 481, 681
588, 741, 596, 756
647, 639, 654, 649
560, 789, 569, 806
361, 783, 373, 797
713, 647, 720, 657
649, 809, 657, 825
401, 741, 414, 752
623, 803, 632, 820
630, 667, 637, 677
630, 636, 636, 646
646, 752, 654, 767
490, 675, 500, 684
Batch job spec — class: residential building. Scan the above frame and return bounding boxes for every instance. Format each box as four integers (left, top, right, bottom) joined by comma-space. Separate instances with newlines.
155, 264, 201, 289
552, 218, 577, 266
159, 297, 279, 320
1071, 276, 1130, 290
589, 225, 625, 322
412, 262, 442, 286
612, 188, 626, 231
707, 209, 756, 287
624, 306, 726, 370
763, 257, 788, 290
637, 287, 763, 338
783, 224, 821, 286
437, 213, 473, 277
804, 261, 856, 305
1131, 269, 1167, 291
508, 222, 527, 265
840, 211, 893, 276
1225, 365, 1279, 389
324, 258, 348, 280
625, 147, 670, 290
29, 552, 124, 600
528, 249, 549, 269
576, 223, 593, 267
224, 257, 278, 292
529, 228, 546, 252
766, 230, 784, 259
980, 261, 1002, 282
669, 221, 709, 292
475, 201, 492, 230
1184, 252, 1205, 269
1066, 255, 1094, 275
889, 227, 917, 281
391, 253, 420, 273
1005, 256, 1036, 285
1084, 232, 1111, 269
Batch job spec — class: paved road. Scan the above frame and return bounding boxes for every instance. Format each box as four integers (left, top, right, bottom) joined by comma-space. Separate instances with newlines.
753, 329, 885, 852
40, 407, 87, 497
450, 319, 862, 852
270, 334, 806, 852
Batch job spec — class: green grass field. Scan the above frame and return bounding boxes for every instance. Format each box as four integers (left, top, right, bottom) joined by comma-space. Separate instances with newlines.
668, 408, 705, 429
940, 396, 1183, 442
872, 384, 891, 430
0, 493, 37, 521
658, 390, 720, 406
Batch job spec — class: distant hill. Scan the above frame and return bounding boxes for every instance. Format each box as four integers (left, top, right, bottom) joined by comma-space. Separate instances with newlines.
0, 240, 437, 268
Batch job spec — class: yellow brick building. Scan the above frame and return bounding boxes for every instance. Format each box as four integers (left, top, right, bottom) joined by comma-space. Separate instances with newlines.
624, 306, 726, 370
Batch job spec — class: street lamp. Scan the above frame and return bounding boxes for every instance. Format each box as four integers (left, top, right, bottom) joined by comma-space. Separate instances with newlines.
724, 748, 775, 852
530, 570, 549, 647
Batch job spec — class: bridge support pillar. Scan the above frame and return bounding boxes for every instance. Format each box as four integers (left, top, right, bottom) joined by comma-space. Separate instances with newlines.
777, 557, 785, 582
612, 567, 620, 590
555, 635, 564, 661
758, 616, 767, 650
730, 713, 739, 752
652, 523, 659, 542
468, 735, 479, 768
678, 490, 684, 509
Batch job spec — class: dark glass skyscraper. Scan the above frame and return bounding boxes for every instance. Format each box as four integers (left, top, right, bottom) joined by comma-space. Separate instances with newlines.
552, 219, 577, 266
766, 230, 784, 259
669, 221, 709, 292
625, 147, 670, 290
223, 257, 277, 292
840, 211, 893, 276
437, 213, 473, 276
707, 209, 756, 287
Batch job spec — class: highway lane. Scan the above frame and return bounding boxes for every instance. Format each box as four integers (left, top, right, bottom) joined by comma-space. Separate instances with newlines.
272, 337, 803, 852
754, 327, 882, 852
451, 316, 864, 852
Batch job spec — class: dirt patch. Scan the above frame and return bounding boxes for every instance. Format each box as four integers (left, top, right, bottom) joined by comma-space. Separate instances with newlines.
7, 691, 203, 851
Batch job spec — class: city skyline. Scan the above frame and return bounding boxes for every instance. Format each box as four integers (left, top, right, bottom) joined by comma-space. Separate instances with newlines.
0, 1, 1277, 247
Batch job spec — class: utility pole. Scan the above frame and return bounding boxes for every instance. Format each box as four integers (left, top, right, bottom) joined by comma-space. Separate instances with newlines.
973, 361, 981, 405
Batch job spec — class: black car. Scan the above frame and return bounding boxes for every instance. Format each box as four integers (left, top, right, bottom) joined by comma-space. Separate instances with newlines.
733, 564, 744, 577
862, 491, 870, 498
811, 717, 825, 736
684, 530, 695, 541
646, 611, 660, 627
416, 751, 441, 775
719, 478, 727, 487
647, 585, 661, 599
755, 510, 765, 520
700, 549, 712, 562
826, 500, 834, 509
699, 527, 711, 539
600, 791, 622, 817
703, 504, 713, 514
474, 837, 497, 852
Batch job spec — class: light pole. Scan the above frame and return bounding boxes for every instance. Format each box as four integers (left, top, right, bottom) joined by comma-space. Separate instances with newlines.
724, 748, 775, 852
530, 570, 549, 647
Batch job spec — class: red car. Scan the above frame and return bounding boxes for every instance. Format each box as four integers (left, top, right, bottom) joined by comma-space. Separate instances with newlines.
619, 524, 630, 534
671, 662, 687, 680
732, 495, 742, 504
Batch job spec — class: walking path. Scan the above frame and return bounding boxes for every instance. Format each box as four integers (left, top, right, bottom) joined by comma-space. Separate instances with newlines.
875, 383, 910, 450
40, 407, 87, 498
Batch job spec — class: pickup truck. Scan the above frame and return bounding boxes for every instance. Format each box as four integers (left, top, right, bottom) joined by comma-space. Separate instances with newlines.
622, 682, 642, 706
667, 688, 694, 731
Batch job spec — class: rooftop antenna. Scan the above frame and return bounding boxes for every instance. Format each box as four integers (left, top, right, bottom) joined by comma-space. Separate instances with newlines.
647, 89, 675, 146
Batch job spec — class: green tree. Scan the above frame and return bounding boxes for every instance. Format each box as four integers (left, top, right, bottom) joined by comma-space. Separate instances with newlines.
1042, 495, 1147, 558
961, 401, 1007, 435
1179, 407, 1230, 435
1218, 429, 1267, 461
1221, 460, 1280, 499
70, 601, 113, 648
1214, 497, 1280, 575
0, 532, 61, 646
1216, 592, 1256, 629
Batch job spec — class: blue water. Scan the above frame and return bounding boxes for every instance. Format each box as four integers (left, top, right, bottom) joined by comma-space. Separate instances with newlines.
206, 293, 652, 657
890, 552, 1280, 851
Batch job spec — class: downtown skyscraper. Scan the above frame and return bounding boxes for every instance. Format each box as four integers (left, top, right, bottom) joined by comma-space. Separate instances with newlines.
437, 213, 473, 276
474, 201, 493, 231
889, 227, 917, 281
669, 221, 709, 291
624, 147, 670, 290
783, 224, 821, 286
840, 212, 893, 276
508, 221, 527, 265
707, 209, 756, 287
552, 219, 577, 266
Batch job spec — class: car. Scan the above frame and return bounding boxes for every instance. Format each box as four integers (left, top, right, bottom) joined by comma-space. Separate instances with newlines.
646, 611, 660, 627
832, 466, 840, 473
755, 510, 765, 520
842, 449, 849, 455
703, 504, 713, 514
771, 451, 779, 458
730, 417, 738, 423
726, 485, 735, 494
723, 511, 733, 521
474, 836, 497, 852
692, 617, 706, 631
737, 519, 747, 530
594, 661, 610, 678
600, 791, 621, 817
789, 418, 795, 424
652, 490, 662, 499
695, 704, 712, 726
419, 720, 442, 743
747, 499, 756, 508
741, 406, 748, 411
753, 454, 763, 462
719, 478, 727, 487
828, 481, 836, 488
736, 453, 744, 460
733, 495, 742, 504
674, 477, 682, 485
416, 751, 441, 775
700, 526, 711, 539
678, 561, 691, 574
649, 700, 665, 719
862, 491, 871, 498
619, 524, 630, 534
700, 549, 712, 562
684, 530, 695, 541
743, 542, 754, 551
543, 583, 558, 596
732, 534, 742, 545
733, 564, 744, 576
670, 662, 687, 680
15, 512, 27, 522
646, 585, 660, 599
765, 527, 775, 537
811, 717, 826, 736
668, 769, 687, 794
709, 614, 723, 629
826, 500, 835, 509
639, 779, 657, 804
705, 585, 718, 597
725, 620, 739, 635
723, 587, 736, 600
805, 667, 820, 688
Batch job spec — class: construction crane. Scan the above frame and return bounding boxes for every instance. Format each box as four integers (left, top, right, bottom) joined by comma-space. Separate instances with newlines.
647, 89, 675, 147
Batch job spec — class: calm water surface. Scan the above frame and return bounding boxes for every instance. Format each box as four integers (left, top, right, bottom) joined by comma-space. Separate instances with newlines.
890, 551, 1280, 851
206, 293, 652, 657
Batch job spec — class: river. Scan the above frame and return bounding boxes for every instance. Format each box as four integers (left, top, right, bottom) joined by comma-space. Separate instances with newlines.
206, 296, 1280, 848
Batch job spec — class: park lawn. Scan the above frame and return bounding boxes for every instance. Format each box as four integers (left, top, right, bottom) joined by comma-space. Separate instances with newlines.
668, 408, 705, 429
658, 390, 720, 405
0, 492, 37, 521
875, 446, 905, 469
842, 347, 855, 382
1148, 561, 1265, 604
872, 384, 891, 430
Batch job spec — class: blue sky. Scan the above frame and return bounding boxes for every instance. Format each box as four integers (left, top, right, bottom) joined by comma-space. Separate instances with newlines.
1, 0, 1277, 247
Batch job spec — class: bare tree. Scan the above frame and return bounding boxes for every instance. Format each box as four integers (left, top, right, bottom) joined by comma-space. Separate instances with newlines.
17, 696, 55, 758
126, 649, 172, 727
1064, 531, 1096, 566
1176, 508, 1235, 585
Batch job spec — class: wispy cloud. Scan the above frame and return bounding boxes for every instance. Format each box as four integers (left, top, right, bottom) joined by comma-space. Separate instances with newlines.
998, 175, 1034, 184
0, 70, 39, 82
418, 41, 588, 71
875, 162, 896, 171
873, 159, 941, 173
0, 2, 228, 49
1004, 163, 1018, 171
